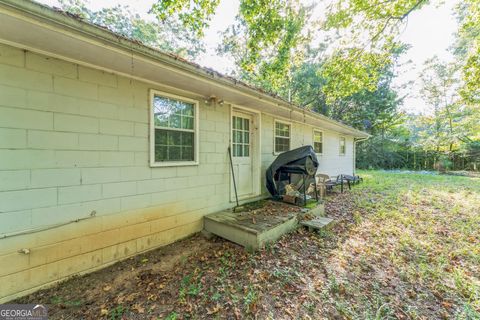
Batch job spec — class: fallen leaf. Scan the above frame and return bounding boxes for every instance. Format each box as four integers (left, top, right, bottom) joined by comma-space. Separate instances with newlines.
206, 304, 221, 315
133, 303, 145, 313
234, 307, 241, 319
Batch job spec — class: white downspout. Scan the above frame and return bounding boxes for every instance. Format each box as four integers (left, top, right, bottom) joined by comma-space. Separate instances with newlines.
354, 137, 369, 175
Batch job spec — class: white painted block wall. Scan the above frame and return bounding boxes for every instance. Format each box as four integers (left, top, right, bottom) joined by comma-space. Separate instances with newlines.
259, 113, 355, 194
0, 43, 235, 236
0, 43, 237, 301
0, 42, 355, 301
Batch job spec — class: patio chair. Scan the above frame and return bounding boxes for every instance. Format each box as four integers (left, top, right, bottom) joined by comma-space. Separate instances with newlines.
315, 173, 362, 197
316, 174, 352, 195
341, 174, 363, 185
315, 173, 338, 197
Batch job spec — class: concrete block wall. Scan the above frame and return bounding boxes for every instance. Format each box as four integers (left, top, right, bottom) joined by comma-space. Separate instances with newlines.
259, 114, 354, 194
0, 42, 355, 301
0, 43, 232, 302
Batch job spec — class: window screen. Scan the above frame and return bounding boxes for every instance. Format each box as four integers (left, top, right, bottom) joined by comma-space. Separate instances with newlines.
275, 121, 290, 153
313, 130, 323, 154
152, 95, 195, 162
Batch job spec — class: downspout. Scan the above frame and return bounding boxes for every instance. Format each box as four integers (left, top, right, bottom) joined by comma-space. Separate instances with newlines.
353, 137, 369, 175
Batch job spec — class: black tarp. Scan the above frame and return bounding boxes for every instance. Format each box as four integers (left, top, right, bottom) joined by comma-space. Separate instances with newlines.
265, 145, 319, 197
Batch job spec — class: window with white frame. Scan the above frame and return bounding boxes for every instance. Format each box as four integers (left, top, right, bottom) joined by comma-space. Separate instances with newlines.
313, 130, 323, 154
151, 91, 198, 164
339, 136, 346, 155
274, 120, 290, 153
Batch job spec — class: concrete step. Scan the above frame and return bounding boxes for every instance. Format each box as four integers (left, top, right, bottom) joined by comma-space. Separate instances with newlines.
300, 217, 335, 231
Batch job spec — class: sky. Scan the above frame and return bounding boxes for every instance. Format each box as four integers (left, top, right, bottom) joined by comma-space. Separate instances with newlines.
394, 0, 460, 113
38, 0, 460, 114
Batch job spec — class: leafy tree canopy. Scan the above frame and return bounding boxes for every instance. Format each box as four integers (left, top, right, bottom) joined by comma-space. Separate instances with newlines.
454, 0, 480, 104
60, 0, 479, 171
150, 0, 220, 37
59, 0, 205, 59
218, 0, 311, 93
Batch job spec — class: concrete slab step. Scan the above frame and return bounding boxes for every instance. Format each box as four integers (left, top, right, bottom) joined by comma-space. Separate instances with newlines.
300, 217, 335, 230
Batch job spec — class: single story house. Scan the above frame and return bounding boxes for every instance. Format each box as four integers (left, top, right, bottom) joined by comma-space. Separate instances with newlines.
0, 0, 369, 302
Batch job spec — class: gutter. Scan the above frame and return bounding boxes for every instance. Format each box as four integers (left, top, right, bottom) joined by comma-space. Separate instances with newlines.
354, 137, 369, 143
0, 0, 370, 138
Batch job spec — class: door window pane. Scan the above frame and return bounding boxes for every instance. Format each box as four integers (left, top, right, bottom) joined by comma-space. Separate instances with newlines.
232, 115, 250, 157
243, 145, 249, 157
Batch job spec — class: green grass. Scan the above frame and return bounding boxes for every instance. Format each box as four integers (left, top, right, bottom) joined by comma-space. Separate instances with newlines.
337, 170, 480, 319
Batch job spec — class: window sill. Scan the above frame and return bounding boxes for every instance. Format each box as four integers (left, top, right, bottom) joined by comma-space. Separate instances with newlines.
150, 161, 199, 168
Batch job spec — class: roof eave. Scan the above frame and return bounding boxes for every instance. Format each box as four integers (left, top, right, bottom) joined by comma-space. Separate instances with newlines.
0, 0, 370, 138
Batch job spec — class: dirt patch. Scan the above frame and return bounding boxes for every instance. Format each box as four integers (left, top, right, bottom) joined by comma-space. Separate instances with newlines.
234, 199, 303, 216
14, 235, 216, 319
231, 200, 303, 229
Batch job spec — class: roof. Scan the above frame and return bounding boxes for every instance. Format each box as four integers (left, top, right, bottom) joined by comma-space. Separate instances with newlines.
0, 0, 370, 138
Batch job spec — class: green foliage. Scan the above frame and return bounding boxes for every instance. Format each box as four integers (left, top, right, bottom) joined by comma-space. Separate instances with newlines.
454, 0, 480, 104
356, 50, 479, 172
152, 0, 310, 91
286, 51, 328, 112
320, 49, 390, 103
59, 0, 205, 59
218, 0, 311, 93
462, 45, 480, 103
178, 273, 202, 302
109, 305, 127, 320
320, 0, 428, 102
418, 57, 463, 152
325, 0, 428, 34
150, 0, 220, 37
61, 0, 479, 172
165, 311, 179, 320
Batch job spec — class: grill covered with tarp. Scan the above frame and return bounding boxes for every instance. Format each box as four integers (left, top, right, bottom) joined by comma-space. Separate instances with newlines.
266, 146, 319, 199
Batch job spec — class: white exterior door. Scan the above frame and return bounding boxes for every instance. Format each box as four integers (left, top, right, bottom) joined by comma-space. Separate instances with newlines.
231, 111, 254, 199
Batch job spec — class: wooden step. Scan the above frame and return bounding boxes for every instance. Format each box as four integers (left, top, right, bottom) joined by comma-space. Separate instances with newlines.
204, 210, 298, 250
